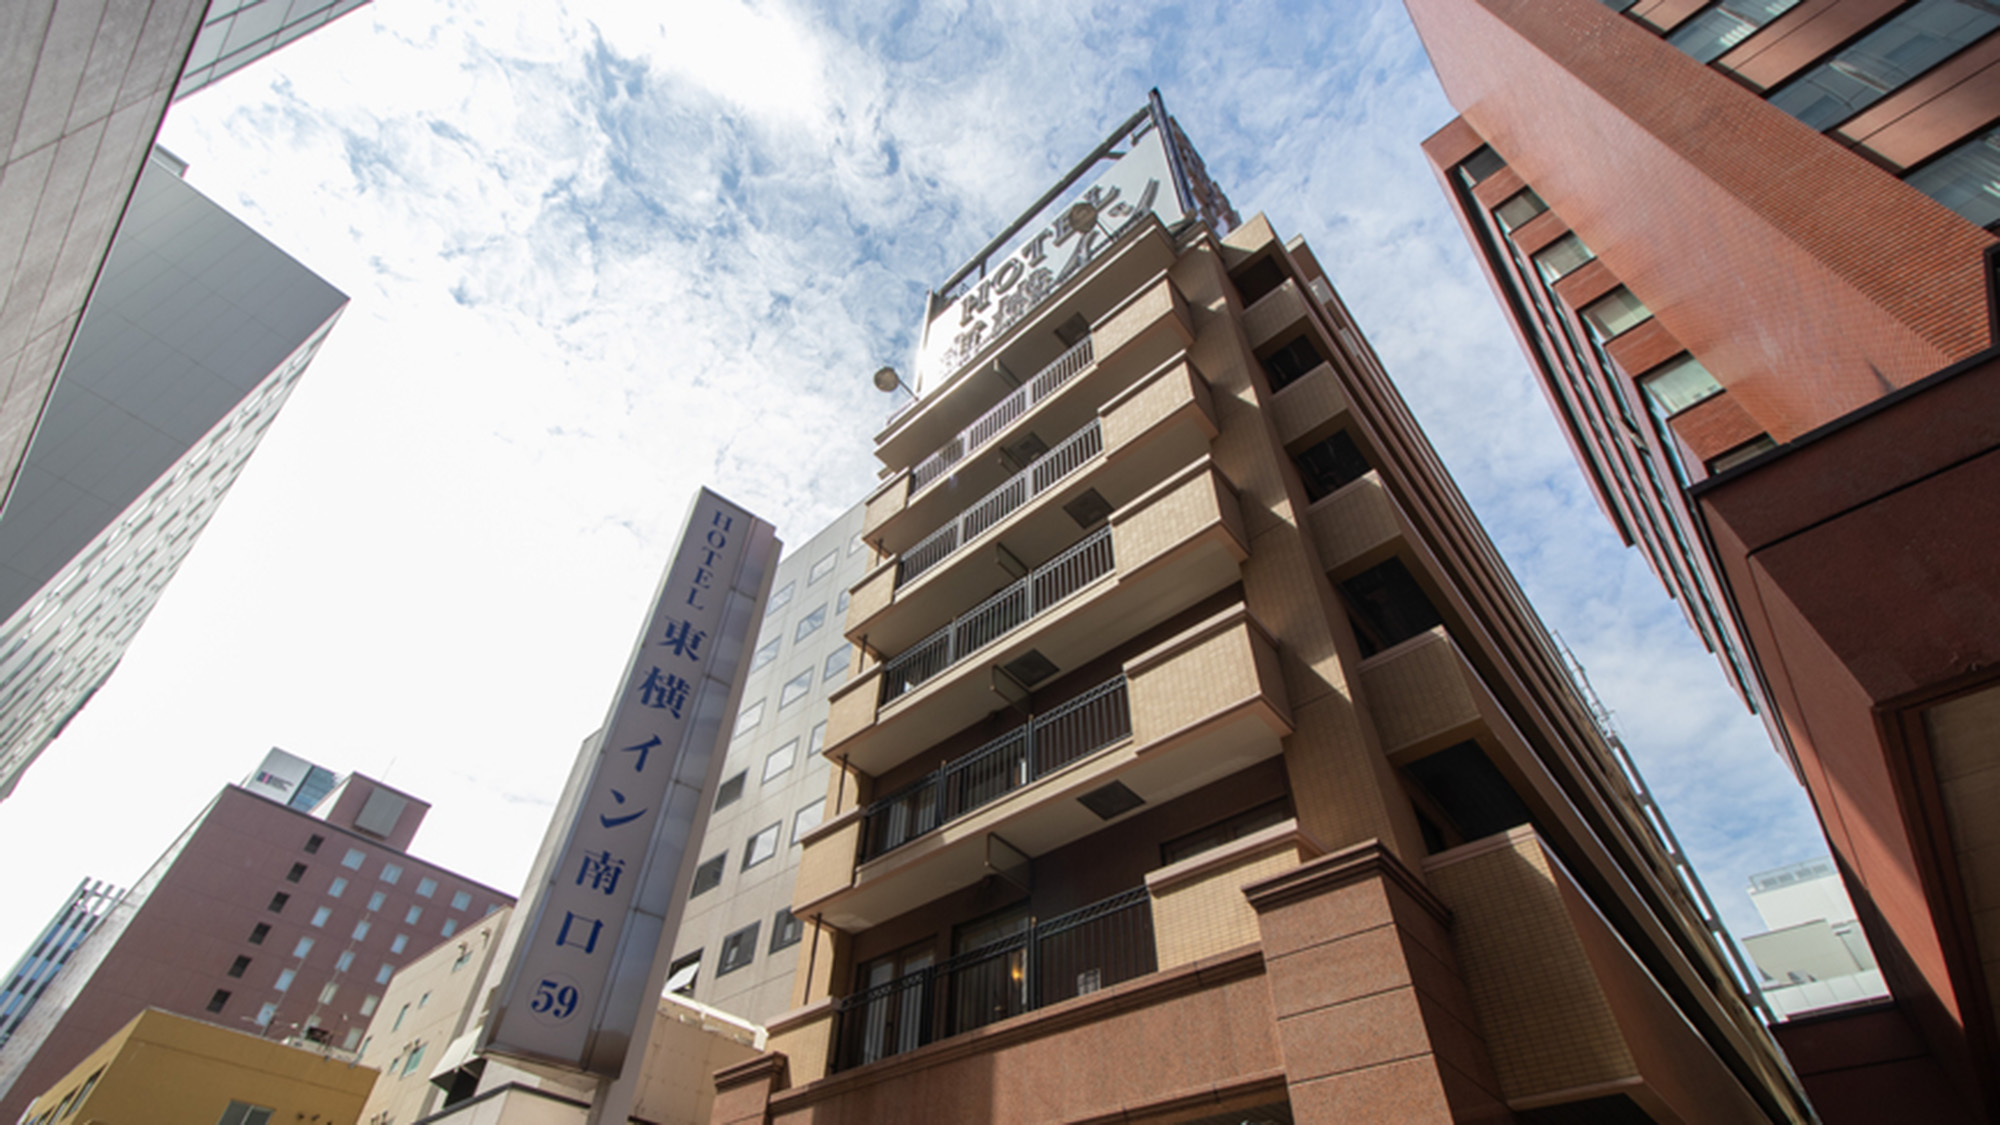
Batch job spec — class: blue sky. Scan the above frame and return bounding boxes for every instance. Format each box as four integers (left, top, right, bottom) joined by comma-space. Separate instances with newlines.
0, 0, 1828, 968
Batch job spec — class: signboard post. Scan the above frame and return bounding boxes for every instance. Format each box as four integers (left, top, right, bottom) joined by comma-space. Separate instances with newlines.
482, 488, 777, 1110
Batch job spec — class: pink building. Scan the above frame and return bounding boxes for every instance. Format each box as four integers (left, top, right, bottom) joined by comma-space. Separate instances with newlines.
0, 751, 513, 1123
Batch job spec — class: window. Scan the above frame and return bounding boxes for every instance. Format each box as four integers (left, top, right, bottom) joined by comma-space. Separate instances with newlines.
1668, 0, 1801, 63
275, 968, 296, 992
763, 740, 797, 783
1259, 335, 1324, 390
851, 532, 867, 555
1579, 286, 1651, 343
743, 824, 781, 870
1709, 434, 1779, 474
228, 955, 251, 978
327, 877, 346, 899
717, 922, 761, 976
391, 934, 409, 954
336, 951, 354, 972
292, 936, 314, 958
1493, 188, 1546, 232
766, 581, 795, 616
1294, 430, 1372, 502
379, 863, 403, 885
691, 854, 726, 896
453, 942, 475, 969
318, 982, 339, 1004
368, 891, 386, 912
401, 1043, 427, 1077
217, 1101, 274, 1125
733, 699, 764, 739
1339, 558, 1446, 658
778, 670, 813, 709
1456, 145, 1506, 187
310, 906, 331, 928
441, 920, 458, 938
353, 920, 371, 941
451, 890, 472, 911
808, 550, 838, 585
1769, 0, 2000, 130
1532, 232, 1595, 284
255, 1002, 278, 1028
1907, 123, 2000, 229
808, 721, 827, 756
823, 644, 851, 684
836, 587, 850, 616
248, 923, 270, 945
666, 951, 701, 996
341, 848, 366, 870
378, 963, 395, 985
793, 800, 826, 842
770, 908, 805, 952
285, 862, 307, 883
303, 834, 323, 854
794, 604, 827, 642
1161, 798, 1297, 866
750, 638, 779, 673
420, 991, 431, 1008
416, 877, 438, 899
1637, 354, 1725, 419
405, 906, 423, 924
267, 892, 289, 913
715, 771, 747, 809
360, 994, 379, 1017
207, 989, 230, 1013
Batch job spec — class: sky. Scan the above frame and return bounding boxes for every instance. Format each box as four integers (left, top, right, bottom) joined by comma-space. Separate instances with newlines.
0, 0, 1832, 972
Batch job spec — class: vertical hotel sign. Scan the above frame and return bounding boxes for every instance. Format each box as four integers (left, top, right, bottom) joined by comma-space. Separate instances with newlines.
484, 489, 776, 1076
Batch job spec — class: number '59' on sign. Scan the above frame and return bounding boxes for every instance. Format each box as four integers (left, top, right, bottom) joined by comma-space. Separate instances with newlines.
532, 979, 579, 1020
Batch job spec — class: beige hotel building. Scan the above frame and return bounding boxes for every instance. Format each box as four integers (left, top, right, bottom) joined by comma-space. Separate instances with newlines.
706, 103, 1822, 1125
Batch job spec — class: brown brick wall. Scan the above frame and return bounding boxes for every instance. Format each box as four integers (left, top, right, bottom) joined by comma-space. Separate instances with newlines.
1406, 0, 1997, 444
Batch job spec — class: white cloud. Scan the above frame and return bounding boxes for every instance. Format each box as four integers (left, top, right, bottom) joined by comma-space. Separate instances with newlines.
0, 0, 1826, 974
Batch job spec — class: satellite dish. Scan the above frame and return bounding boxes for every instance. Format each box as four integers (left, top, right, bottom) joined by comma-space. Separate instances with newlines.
1066, 200, 1098, 233
872, 366, 902, 393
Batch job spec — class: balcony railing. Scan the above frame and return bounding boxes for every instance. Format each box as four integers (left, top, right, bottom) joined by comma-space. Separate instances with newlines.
908, 335, 1095, 492
898, 419, 1104, 588
830, 886, 1156, 1073
859, 676, 1131, 862
879, 526, 1114, 705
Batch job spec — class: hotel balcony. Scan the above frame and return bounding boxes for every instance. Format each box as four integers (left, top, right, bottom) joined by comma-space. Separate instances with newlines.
822, 457, 1250, 779
796, 605, 1291, 933
845, 357, 1218, 658
1424, 826, 1779, 1122
864, 267, 1196, 557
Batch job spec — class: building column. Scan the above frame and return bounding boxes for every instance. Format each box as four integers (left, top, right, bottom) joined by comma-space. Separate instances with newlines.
1245, 840, 1510, 1123
711, 1053, 787, 1125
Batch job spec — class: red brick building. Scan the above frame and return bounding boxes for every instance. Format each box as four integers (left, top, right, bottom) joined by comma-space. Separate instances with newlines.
0, 753, 513, 1123
1404, 1, 2000, 1118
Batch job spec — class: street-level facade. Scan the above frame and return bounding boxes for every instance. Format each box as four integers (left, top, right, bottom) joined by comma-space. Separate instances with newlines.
1405, 1, 2000, 1117
712, 103, 1815, 1125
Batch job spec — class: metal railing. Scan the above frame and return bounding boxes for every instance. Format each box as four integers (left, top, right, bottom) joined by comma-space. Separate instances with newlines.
908, 335, 1095, 492
898, 419, 1105, 588
859, 677, 1131, 862
879, 526, 1115, 705
830, 886, 1156, 1073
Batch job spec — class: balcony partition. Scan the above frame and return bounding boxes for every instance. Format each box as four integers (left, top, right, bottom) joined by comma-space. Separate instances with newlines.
860, 676, 1131, 862
899, 418, 1104, 588
909, 335, 1096, 492
879, 525, 1114, 704
829, 886, 1156, 1073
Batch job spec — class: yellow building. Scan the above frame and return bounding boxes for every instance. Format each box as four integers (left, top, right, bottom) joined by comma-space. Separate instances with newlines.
18, 1007, 377, 1125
